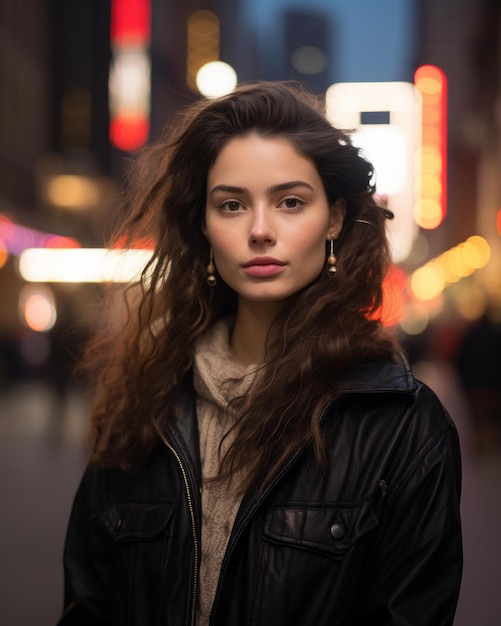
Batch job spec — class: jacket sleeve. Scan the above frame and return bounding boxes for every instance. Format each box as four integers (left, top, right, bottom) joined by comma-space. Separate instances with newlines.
57, 464, 112, 625
351, 399, 463, 625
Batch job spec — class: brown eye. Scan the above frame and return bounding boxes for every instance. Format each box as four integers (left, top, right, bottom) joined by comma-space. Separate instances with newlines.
279, 196, 304, 210
221, 200, 242, 212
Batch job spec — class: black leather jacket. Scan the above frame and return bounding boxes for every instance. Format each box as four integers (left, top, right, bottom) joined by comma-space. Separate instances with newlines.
58, 358, 462, 625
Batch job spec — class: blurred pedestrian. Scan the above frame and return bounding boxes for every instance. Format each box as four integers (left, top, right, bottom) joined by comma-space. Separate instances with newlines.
454, 309, 501, 457
58, 81, 462, 625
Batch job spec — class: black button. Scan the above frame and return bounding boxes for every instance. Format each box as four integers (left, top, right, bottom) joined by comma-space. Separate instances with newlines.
330, 523, 345, 540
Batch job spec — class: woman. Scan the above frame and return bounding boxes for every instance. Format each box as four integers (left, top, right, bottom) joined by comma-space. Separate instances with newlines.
58, 81, 462, 625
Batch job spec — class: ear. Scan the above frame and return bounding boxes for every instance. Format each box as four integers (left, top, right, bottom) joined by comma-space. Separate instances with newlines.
328, 198, 346, 239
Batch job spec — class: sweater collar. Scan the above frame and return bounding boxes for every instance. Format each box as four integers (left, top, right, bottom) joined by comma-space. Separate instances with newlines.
193, 317, 257, 412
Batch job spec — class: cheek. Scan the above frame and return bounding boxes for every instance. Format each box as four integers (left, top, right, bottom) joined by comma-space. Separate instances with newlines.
297, 228, 327, 258
207, 229, 236, 266
296, 232, 328, 275
309, 245, 327, 273
205, 220, 225, 248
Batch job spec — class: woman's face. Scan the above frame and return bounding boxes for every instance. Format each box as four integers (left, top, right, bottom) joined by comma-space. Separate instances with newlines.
204, 134, 345, 307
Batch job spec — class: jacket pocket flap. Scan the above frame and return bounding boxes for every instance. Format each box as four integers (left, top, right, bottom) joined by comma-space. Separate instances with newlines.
98, 502, 176, 542
264, 501, 378, 556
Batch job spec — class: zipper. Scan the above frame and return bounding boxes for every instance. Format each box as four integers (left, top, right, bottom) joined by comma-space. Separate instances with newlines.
209, 444, 305, 624
156, 428, 199, 626
211, 401, 334, 623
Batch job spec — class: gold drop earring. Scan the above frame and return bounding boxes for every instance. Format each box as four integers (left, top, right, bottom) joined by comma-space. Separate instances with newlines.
327, 236, 337, 276
207, 248, 217, 286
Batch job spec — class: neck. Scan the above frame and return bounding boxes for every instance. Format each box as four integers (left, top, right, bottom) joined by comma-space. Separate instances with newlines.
230, 299, 285, 369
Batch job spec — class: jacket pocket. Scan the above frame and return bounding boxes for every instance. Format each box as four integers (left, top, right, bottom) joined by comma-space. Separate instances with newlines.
96, 500, 176, 541
251, 502, 379, 623
263, 500, 378, 559
95, 502, 177, 625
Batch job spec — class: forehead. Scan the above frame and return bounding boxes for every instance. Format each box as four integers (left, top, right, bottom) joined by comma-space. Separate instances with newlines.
208, 134, 320, 185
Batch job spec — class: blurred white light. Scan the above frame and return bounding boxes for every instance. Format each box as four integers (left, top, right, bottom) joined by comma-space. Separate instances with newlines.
352, 125, 406, 195
19, 284, 57, 332
326, 81, 419, 263
19, 248, 153, 283
291, 46, 326, 74
400, 301, 429, 336
196, 61, 237, 98
109, 47, 151, 116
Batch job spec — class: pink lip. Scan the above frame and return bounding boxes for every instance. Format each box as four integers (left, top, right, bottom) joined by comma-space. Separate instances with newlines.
241, 257, 287, 277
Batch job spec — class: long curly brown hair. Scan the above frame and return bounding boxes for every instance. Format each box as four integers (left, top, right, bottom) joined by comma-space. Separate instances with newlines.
85, 81, 397, 492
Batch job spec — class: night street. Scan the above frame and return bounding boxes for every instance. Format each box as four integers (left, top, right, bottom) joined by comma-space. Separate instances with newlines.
0, 363, 500, 625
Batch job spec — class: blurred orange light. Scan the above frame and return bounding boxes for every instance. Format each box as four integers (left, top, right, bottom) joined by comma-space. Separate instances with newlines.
413, 199, 442, 230
370, 265, 408, 326
408, 235, 490, 304
410, 262, 445, 301
421, 105, 442, 125
415, 69, 445, 95
497, 208, 501, 236
113, 235, 155, 249
421, 175, 442, 197
414, 65, 447, 230
0, 239, 8, 268
421, 150, 441, 174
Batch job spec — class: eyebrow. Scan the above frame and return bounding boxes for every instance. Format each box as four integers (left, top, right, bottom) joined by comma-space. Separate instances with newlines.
209, 180, 315, 197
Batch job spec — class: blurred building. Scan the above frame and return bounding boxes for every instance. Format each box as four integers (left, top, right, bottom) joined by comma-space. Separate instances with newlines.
0, 0, 50, 215
418, 0, 501, 307
1, 0, 501, 385
0, 0, 51, 380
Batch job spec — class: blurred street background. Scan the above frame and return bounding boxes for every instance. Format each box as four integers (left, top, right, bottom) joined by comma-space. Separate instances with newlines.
1, 0, 501, 624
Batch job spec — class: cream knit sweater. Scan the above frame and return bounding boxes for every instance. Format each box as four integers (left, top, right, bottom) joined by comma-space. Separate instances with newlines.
193, 318, 257, 626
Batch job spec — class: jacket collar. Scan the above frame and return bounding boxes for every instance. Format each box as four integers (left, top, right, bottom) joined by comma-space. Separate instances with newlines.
335, 352, 416, 395
167, 354, 415, 462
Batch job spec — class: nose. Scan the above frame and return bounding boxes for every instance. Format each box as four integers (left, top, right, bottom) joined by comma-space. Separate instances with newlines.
248, 206, 276, 246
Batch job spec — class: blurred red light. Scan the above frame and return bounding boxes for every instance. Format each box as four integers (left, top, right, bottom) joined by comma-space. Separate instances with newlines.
113, 235, 155, 249
44, 235, 81, 249
110, 116, 149, 152
367, 265, 408, 326
111, 0, 150, 45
